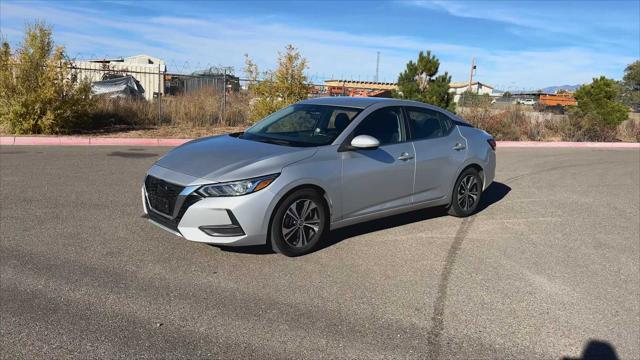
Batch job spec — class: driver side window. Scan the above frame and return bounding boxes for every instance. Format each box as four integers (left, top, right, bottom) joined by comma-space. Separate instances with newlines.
352, 107, 404, 145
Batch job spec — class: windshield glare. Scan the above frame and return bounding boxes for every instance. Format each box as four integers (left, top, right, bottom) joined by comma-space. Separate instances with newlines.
241, 104, 361, 147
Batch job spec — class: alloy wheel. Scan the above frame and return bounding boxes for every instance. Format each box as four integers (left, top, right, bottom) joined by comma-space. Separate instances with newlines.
457, 175, 480, 212
281, 199, 321, 248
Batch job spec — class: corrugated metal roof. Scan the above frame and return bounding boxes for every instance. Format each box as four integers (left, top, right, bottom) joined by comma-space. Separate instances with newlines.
298, 96, 429, 108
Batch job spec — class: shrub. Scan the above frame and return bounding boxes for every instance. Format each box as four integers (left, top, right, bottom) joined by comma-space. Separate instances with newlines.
458, 91, 492, 108
619, 60, 640, 111
551, 113, 616, 142
244, 45, 310, 122
460, 105, 546, 141
0, 22, 93, 134
617, 118, 640, 142
557, 76, 629, 141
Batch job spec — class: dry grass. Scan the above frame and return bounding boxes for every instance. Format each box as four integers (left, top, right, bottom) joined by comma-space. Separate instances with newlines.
458, 105, 555, 141
617, 118, 640, 142
459, 105, 639, 142
0, 87, 252, 138
86, 88, 251, 131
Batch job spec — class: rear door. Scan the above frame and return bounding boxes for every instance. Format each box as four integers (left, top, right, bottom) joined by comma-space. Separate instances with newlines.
340, 107, 415, 219
405, 106, 467, 203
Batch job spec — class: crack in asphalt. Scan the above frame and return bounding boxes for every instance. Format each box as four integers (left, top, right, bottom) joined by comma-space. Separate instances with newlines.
424, 159, 637, 358
426, 217, 475, 359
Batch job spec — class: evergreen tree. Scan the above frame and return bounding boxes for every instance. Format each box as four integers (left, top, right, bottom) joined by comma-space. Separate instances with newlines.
394, 51, 454, 112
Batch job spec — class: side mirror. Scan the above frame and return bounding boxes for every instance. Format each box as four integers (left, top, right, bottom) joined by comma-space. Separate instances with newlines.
350, 135, 380, 150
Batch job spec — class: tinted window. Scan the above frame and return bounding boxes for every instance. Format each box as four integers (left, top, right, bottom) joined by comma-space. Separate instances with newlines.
406, 107, 453, 140
353, 107, 404, 145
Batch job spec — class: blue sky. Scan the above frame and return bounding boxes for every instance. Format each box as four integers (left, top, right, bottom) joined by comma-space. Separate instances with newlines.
1, 0, 638, 90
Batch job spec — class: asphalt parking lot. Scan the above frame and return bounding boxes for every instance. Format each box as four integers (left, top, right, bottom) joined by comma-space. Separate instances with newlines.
1, 145, 638, 359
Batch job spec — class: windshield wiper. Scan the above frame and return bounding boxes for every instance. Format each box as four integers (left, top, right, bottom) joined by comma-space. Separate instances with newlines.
255, 137, 292, 146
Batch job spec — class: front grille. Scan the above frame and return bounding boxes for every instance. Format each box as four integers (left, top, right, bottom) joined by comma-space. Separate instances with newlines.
144, 175, 184, 216
146, 193, 202, 233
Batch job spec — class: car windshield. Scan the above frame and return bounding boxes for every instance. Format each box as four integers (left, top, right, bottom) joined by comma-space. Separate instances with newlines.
239, 104, 361, 147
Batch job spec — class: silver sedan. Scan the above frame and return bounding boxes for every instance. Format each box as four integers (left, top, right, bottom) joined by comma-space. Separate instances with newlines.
142, 97, 496, 256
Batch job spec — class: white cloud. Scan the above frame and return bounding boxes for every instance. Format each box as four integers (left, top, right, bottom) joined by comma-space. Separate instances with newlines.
407, 0, 639, 51
1, 1, 635, 89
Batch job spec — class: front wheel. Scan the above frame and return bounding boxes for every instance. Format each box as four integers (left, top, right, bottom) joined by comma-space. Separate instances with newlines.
448, 168, 483, 217
270, 189, 328, 257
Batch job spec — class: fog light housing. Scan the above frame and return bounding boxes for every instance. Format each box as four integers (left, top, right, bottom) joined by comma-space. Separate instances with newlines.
199, 225, 245, 237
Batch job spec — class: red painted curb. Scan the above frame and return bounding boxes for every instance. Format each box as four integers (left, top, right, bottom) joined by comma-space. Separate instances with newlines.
60, 136, 91, 145
158, 139, 192, 146
0, 137, 15, 145
0, 136, 638, 148
498, 141, 640, 148
14, 136, 61, 145
90, 137, 160, 146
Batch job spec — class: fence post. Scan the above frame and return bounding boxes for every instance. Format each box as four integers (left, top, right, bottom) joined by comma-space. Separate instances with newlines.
157, 63, 162, 127
221, 68, 226, 125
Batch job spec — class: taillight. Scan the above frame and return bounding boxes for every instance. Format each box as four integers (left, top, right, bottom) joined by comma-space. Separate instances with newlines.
487, 139, 496, 151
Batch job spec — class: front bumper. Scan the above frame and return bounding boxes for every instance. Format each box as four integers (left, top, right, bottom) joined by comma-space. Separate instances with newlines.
142, 179, 275, 247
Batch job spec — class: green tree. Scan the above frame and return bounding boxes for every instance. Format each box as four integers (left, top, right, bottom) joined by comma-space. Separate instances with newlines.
502, 91, 512, 98
573, 76, 628, 127
0, 22, 92, 134
244, 45, 310, 121
394, 50, 455, 112
619, 60, 640, 110
562, 76, 629, 141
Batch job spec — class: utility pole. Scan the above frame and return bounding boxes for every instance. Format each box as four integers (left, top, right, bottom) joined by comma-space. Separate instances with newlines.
468, 57, 476, 92
375, 51, 380, 82
157, 63, 162, 126
221, 68, 226, 125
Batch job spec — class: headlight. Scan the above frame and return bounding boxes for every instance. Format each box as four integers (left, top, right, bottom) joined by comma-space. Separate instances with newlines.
196, 174, 279, 197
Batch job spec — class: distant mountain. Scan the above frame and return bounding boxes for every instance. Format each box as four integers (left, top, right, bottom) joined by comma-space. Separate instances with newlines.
540, 84, 581, 93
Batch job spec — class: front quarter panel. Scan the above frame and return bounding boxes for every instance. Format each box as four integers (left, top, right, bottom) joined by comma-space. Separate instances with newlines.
265, 145, 342, 226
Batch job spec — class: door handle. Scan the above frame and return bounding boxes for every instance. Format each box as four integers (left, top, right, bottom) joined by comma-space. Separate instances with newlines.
452, 143, 466, 151
398, 152, 414, 161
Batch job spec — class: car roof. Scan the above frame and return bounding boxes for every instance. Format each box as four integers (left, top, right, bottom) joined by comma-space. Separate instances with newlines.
296, 96, 473, 127
298, 96, 429, 109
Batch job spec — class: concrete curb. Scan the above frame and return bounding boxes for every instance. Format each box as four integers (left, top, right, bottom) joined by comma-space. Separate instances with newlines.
497, 141, 639, 148
0, 136, 638, 148
0, 136, 192, 147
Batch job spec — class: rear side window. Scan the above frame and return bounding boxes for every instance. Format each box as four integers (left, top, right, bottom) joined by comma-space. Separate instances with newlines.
405, 107, 453, 140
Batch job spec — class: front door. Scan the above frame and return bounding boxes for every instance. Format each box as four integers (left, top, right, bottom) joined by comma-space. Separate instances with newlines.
340, 107, 415, 220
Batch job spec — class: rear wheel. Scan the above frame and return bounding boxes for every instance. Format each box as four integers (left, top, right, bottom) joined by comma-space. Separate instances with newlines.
270, 189, 327, 257
448, 168, 483, 217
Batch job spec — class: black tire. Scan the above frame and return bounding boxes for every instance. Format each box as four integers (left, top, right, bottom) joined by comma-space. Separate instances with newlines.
270, 189, 328, 257
448, 168, 483, 217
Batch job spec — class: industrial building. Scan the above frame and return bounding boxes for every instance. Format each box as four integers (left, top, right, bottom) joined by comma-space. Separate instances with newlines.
323, 79, 496, 103
449, 82, 495, 103
323, 80, 398, 97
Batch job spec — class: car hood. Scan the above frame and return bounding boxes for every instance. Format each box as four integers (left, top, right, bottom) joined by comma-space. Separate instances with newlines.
154, 134, 317, 182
